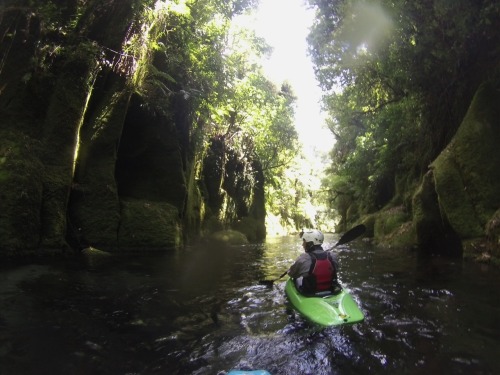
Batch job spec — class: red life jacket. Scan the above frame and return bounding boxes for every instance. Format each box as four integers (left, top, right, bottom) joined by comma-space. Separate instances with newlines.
303, 252, 337, 292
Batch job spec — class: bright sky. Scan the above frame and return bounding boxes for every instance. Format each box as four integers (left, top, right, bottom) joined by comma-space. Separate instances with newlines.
250, 0, 335, 156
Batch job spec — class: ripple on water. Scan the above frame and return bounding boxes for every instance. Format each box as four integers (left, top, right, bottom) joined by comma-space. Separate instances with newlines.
2, 239, 500, 374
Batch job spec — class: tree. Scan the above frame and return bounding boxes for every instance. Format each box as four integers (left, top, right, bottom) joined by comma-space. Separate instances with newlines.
306, 0, 500, 224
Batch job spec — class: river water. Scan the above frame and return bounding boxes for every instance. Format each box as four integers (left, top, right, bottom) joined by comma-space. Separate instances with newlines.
1, 234, 499, 374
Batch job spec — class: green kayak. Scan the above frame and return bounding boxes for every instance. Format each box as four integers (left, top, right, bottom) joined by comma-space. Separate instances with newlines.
285, 278, 364, 327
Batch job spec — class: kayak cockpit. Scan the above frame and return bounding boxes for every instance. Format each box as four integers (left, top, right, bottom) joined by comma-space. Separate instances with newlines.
284, 278, 364, 327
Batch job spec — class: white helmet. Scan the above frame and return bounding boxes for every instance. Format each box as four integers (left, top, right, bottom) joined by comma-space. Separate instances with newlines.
300, 230, 324, 245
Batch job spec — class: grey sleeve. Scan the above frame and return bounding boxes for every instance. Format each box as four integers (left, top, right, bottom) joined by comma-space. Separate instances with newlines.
288, 253, 311, 278
329, 251, 339, 271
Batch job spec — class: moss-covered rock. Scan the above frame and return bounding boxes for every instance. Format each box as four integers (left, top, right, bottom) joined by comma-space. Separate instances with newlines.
377, 221, 417, 249
360, 214, 376, 238
485, 208, 500, 247
39, 165, 73, 249
365, 206, 416, 248
118, 200, 182, 250
67, 182, 121, 249
200, 137, 266, 243
412, 170, 447, 249
373, 205, 410, 238
370, 81, 500, 259
431, 152, 483, 237
402, 81, 500, 258
0, 131, 44, 253
80, 246, 114, 268
209, 230, 249, 245
183, 154, 204, 242
0, 5, 208, 257
463, 209, 500, 264
232, 217, 266, 243
431, 82, 500, 239
39, 43, 101, 249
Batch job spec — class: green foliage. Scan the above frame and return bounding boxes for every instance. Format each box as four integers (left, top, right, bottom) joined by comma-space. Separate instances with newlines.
123, 0, 300, 229
4, 0, 310, 237
307, 0, 500, 225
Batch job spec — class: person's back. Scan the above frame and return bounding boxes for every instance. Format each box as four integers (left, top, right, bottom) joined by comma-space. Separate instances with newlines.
288, 230, 339, 295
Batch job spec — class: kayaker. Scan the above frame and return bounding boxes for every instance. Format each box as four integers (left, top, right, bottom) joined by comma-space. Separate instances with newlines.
287, 229, 341, 296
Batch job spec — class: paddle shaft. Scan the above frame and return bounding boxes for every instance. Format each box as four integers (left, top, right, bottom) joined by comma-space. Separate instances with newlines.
328, 224, 366, 250
277, 270, 288, 280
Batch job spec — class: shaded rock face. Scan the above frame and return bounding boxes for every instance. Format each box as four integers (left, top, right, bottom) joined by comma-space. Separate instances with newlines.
67, 91, 186, 251
413, 82, 500, 256
0, 0, 270, 256
412, 171, 463, 256
1, 70, 265, 256
0, 64, 265, 256
201, 137, 266, 242
0, 8, 105, 253
202, 137, 225, 215
115, 94, 186, 207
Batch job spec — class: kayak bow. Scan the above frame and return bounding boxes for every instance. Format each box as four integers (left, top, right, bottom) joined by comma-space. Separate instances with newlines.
285, 279, 364, 327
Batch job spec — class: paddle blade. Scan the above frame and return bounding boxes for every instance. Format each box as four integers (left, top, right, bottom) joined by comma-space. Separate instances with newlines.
258, 270, 288, 286
258, 280, 276, 286
334, 224, 366, 247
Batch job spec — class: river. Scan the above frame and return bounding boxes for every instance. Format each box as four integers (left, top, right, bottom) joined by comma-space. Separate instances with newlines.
1, 233, 499, 374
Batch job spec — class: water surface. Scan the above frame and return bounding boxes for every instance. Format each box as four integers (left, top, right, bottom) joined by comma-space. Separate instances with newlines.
1, 234, 499, 374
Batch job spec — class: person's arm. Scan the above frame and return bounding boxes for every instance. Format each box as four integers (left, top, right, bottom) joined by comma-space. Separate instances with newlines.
328, 251, 340, 273
288, 254, 310, 278
288, 260, 300, 278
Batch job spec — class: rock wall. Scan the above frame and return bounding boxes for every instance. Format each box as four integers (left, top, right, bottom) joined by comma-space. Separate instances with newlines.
0, 5, 266, 257
367, 81, 500, 262
201, 137, 266, 243
423, 82, 500, 259
0, 8, 104, 254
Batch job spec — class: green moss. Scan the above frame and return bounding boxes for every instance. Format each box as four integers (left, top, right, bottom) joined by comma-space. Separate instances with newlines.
379, 222, 417, 248
357, 214, 375, 238
373, 206, 409, 238
0, 170, 8, 182
431, 152, 483, 237
450, 84, 500, 224
430, 82, 500, 239
346, 201, 360, 223
118, 199, 182, 250
203, 216, 224, 233
80, 246, 115, 268
68, 182, 121, 248
366, 205, 415, 248
39, 165, 74, 248
209, 229, 249, 245
0, 131, 44, 252
232, 217, 265, 243
183, 156, 204, 241
462, 238, 500, 265
411, 170, 445, 246
485, 209, 500, 245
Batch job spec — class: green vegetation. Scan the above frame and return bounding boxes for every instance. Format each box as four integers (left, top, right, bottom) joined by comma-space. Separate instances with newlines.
0, 0, 307, 253
2, 0, 500, 258
306, 0, 500, 233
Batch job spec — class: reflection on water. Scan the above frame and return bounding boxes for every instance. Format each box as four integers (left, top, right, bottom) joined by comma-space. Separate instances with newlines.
1, 234, 499, 374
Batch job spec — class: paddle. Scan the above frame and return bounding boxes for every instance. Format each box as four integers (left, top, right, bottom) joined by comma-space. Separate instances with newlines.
259, 224, 366, 286
327, 224, 366, 250
259, 270, 289, 286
